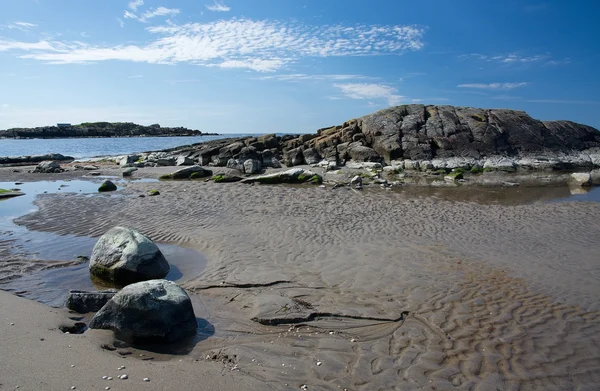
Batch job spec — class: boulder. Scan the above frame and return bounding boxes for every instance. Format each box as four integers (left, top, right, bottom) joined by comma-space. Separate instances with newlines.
176, 155, 194, 166
155, 157, 176, 166
88, 279, 197, 343
241, 168, 322, 184
33, 161, 63, 173
347, 144, 382, 163
98, 180, 117, 192
65, 289, 117, 313
261, 150, 282, 168
570, 172, 592, 187
226, 158, 245, 172
122, 167, 137, 177
350, 175, 363, 186
119, 155, 140, 166
243, 159, 262, 174
212, 174, 243, 183
160, 165, 213, 180
89, 226, 170, 284
302, 148, 322, 165
283, 148, 304, 167
238, 146, 259, 162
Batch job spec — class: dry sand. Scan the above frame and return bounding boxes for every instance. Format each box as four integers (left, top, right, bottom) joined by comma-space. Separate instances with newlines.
1, 166, 600, 390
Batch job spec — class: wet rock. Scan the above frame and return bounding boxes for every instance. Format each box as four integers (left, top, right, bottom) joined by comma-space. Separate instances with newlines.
302, 148, 322, 165
89, 226, 169, 284
283, 147, 305, 167
66, 290, 118, 313
98, 180, 117, 192
122, 167, 137, 177
118, 155, 140, 166
33, 160, 64, 173
212, 174, 243, 183
89, 280, 197, 343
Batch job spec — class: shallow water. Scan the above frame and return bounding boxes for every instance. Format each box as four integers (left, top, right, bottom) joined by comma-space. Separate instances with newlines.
0, 134, 254, 159
0, 179, 207, 307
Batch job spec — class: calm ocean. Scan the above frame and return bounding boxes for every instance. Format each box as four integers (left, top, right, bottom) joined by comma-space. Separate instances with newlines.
0, 134, 256, 159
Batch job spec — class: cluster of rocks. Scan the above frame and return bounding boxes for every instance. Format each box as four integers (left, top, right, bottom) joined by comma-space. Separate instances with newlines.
122, 105, 600, 177
66, 227, 197, 343
1, 153, 73, 167
0, 122, 217, 139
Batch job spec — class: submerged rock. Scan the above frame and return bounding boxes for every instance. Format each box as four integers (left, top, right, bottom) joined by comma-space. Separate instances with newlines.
89, 226, 169, 284
570, 172, 592, 187
65, 289, 117, 313
89, 279, 197, 343
98, 180, 117, 192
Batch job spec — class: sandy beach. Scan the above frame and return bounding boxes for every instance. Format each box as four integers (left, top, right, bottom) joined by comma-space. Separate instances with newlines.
1, 165, 600, 390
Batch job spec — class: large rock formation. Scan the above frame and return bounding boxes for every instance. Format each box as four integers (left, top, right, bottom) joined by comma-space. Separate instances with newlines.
89, 227, 169, 284
88, 279, 197, 342
0, 122, 217, 139
149, 105, 600, 173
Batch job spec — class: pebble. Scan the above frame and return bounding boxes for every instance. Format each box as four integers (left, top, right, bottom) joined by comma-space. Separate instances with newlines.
10, 323, 14, 326
70, 365, 75, 368
71, 387, 76, 390
119, 374, 128, 380
316, 361, 323, 366
351, 338, 357, 342
143, 378, 150, 382
102, 376, 108, 380
107, 377, 113, 381
118, 365, 126, 370
105, 387, 111, 390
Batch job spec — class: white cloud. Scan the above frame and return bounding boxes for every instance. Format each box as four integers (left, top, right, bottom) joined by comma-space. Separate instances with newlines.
334, 83, 403, 106
128, 74, 143, 78
259, 74, 370, 81
141, 7, 180, 20
6, 21, 38, 32
461, 53, 554, 65
116, 17, 125, 27
124, 10, 138, 19
206, 1, 231, 12
457, 82, 528, 90
1, 18, 425, 72
128, 0, 144, 11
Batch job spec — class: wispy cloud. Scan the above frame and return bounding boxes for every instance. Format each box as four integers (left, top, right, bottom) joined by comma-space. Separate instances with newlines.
6, 21, 38, 32
141, 7, 180, 20
1, 18, 425, 72
460, 53, 557, 66
128, 74, 143, 78
334, 83, 403, 106
259, 74, 372, 81
128, 0, 144, 11
457, 82, 528, 90
116, 17, 125, 28
206, 1, 231, 12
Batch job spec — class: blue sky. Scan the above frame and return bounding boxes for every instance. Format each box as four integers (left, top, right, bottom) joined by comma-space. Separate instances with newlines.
0, 0, 599, 133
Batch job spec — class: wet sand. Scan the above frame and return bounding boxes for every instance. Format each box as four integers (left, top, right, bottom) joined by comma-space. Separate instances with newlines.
1, 166, 600, 390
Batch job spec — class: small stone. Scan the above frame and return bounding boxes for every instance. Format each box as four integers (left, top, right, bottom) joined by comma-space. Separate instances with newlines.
105, 387, 111, 390
316, 361, 322, 366
102, 376, 108, 380
70, 364, 75, 368
107, 377, 113, 381
119, 374, 128, 380
143, 378, 150, 382
10, 322, 15, 326
118, 365, 126, 370
71, 387, 76, 390
351, 338, 357, 342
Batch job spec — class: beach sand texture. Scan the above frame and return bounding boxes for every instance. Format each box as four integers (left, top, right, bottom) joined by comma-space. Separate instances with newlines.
2, 171, 600, 390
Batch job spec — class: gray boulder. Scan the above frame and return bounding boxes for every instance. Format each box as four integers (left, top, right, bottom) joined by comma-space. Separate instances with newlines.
226, 158, 245, 172
241, 168, 322, 184
302, 147, 322, 165
98, 180, 117, 192
89, 226, 169, 284
65, 289, 117, 313
347, 144, 382, 162
122, 167, 137, 177
33, 160, 63, 173
88, 279, 197, 343
176, 155, 194, 166
161, 165, 213, 180
283, 147, 304, 166
243, 159, 262, 174
119, 155, 140, 166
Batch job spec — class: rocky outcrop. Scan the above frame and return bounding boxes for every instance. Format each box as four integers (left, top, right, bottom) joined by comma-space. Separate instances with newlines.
0, 153, 74, 166
88, 279, 197, 342
159, 165, 213, 180
0, 122, 218, 139
240, 168, 323, 184
89, 226, 169, 284
149, 105, 600, 174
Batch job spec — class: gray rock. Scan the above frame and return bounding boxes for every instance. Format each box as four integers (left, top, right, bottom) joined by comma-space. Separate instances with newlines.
65, 289, 117, 313
119, 155, 140, 166
243, 159, 262, 174
176, 155, 194, 166
570, 172, 592, 187
162, 165, 213, 179
283, 147, 305, 167
347, 144, 382, 162
240, 168, 322, 184
122, 167, 137, 177
226, 158, 245, 172
33, 160, 63, 173
350, 175, 363, 186
155, 157, 176, 166
98, 180, 117, 192
238, 146, 259, 161
302, 148, 322, 165
88, 279, 197, 343
89, 226, 169, 284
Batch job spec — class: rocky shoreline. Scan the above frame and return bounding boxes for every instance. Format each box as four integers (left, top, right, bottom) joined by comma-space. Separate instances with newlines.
0, 122, 218, 139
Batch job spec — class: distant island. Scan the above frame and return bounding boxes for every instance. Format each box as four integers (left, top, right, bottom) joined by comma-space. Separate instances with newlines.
0, 122, 219, 139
